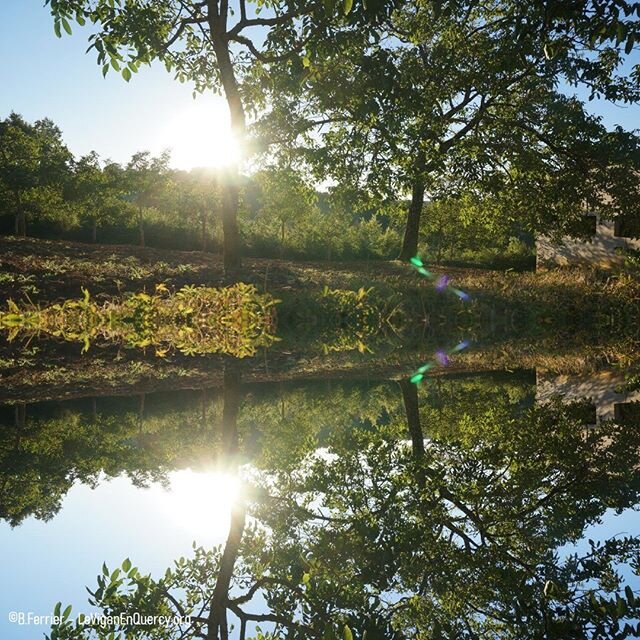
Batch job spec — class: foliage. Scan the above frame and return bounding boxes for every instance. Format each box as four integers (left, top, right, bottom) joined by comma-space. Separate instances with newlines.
45, 395, 640, 639
255, 0, 640, 259
0, 388, 232, 526
420, 197, 534, 267
0, 112, 73, 236
0, 284, 277, 357
248, 165, 318, 257
44, 0, 389, 268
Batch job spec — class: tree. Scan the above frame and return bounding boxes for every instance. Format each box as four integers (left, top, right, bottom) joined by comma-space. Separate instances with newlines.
46, 391, 640, 639
71, 153, 128, 242
172, 168, 222, 252
257, 1, 640, 259
125, 151, 171, 247
45, 0, 387, 270
0, 112, 72, 237
253, 165, 318, 257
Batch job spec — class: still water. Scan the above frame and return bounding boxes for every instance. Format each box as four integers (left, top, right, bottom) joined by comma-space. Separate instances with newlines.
0, 371, 638, 638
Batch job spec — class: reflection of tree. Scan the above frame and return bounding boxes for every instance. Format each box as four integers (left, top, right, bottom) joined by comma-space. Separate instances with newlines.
0, 393, 225, 526
47, 378, 640, 640
209, 368, 247, 639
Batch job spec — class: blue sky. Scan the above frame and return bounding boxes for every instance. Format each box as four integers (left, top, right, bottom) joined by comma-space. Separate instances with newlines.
0, 2, 234, 169
1, 2, 639, 168
0, 471, 235, 640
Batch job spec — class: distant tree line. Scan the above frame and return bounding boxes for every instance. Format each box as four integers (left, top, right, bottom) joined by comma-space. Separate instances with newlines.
0, 112, 537, 266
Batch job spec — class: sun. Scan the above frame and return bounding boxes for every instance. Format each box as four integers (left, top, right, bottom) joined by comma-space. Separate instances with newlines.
152, 468, 243, 543
159, 97, 242, 170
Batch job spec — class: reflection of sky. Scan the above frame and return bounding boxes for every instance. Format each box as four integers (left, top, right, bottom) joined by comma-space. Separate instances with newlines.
0, 471, 233, 640
557, 507, 640, 589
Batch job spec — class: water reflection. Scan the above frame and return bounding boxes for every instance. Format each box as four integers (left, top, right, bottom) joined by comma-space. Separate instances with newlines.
0, 369, 638, 639
153, 469, 241, 540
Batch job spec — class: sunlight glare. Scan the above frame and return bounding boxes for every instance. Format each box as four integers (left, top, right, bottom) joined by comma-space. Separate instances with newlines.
152, 469, 242, 544
158, 97, 241, 170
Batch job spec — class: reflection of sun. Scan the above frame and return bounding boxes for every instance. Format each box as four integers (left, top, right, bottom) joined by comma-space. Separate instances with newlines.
159, 98, 241, 170
153, 469, 242, 542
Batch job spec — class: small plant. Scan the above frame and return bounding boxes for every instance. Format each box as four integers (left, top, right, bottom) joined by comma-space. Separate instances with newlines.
317, 286, 380, 353
0, 283, 277, 358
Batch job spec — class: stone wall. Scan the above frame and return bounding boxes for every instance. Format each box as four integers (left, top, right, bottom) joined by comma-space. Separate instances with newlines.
536, 217, 640, 269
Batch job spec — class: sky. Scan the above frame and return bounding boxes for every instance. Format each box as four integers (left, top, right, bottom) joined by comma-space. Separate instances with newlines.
0, 2, 237, 170
1, 2, 640, 171
0, 470, 238, 640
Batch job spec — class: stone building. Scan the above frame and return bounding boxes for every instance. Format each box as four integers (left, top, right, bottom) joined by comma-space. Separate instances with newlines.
536, 213, 640, 269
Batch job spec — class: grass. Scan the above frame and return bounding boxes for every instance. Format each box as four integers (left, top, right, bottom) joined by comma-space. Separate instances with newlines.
0, 284, 277, 358
0, 235, 638, 403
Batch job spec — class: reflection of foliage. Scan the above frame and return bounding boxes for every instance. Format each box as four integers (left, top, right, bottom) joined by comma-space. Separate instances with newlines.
0, 283, 277, 357
47, 383, 640, 639
0, 393, 231, 526
316, 287, 379, 354
278, 286, 387, 355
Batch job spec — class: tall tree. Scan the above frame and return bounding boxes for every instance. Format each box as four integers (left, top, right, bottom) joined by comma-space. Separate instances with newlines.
45, 0, 389, 269
71, 152, 129, 242
257, 1, 640, 259
172, 168, 222, 252
0, 112, 72, 237
253, 165, 318, 257
125, 151, 171, 247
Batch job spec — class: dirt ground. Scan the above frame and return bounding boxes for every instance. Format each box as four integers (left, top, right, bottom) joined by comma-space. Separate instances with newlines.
0, 235, 488, 302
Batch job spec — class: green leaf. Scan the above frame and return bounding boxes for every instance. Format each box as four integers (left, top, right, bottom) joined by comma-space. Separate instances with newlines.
323, 0, 336, 14
302, 572, 311, 584
122, 558, 132, 572
343, 0, 353, 14
61, 17, 72, 35
62, 605, 72, 621
122, 67, 132, 82
625, 35, 635, 55
54, 20, 61, 38
625, 585, 635, 605
54, 602, 61, 617
343, 625, 354, 640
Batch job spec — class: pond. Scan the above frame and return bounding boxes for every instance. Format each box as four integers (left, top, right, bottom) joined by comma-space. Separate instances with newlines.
1, 369, 639, 639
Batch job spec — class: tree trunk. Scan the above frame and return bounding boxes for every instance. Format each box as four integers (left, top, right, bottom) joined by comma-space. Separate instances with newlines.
221, 175, 240, 273
207, 368, 246, 640
201, 210, 207, 252
18, 210, 26, 238
138, 393, 145, 434
14, 191, 26, 237
138, 208, 145, 248
400, 379, 424, 457
208, 8, 245, 272
398, 178, 425, 261
14, 403, 26, 430
280, 219, 285, 258
91, 220, 98, 244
